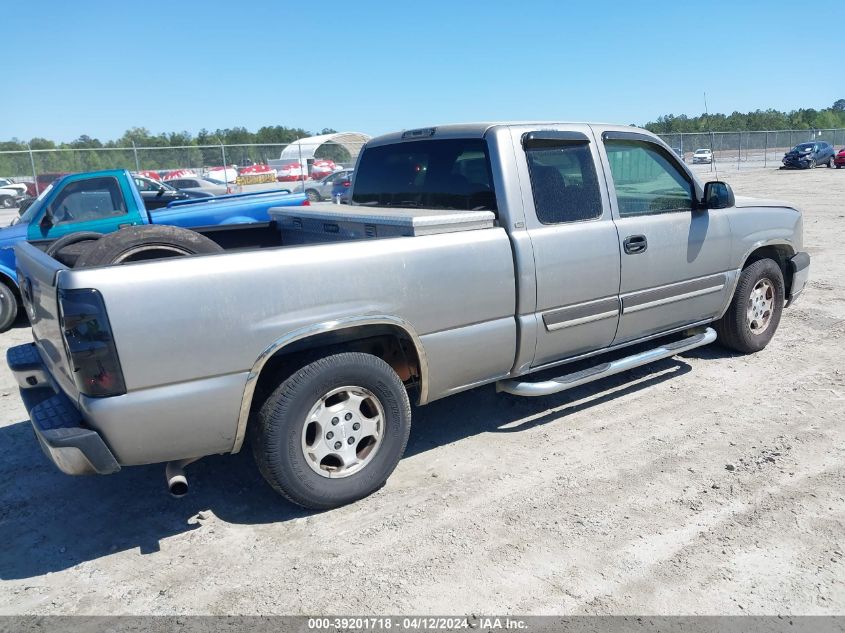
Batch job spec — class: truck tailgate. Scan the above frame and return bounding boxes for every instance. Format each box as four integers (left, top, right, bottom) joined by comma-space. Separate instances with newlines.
13, 242, 78, 400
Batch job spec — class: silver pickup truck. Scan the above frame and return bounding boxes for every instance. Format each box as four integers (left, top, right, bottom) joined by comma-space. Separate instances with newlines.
8, 122, 810, 509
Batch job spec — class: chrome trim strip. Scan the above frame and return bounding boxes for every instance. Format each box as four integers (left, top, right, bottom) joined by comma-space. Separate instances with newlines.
547, 310, 619, 331
542, 297, 619, 331
623, 284, 725, 314
231, 315, 429, 453
622, 273, 727, 309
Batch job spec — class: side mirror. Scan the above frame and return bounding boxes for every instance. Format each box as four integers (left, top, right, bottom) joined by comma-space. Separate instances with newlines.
39, 209, 54, 231
702, 181, 734, 210
156, 185, 166, 198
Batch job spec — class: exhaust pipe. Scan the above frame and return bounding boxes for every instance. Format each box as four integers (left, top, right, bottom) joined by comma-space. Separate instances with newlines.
165, 458, 199, 498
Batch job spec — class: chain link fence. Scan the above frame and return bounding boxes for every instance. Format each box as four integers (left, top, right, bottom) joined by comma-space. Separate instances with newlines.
657, 128, 845, 169
1, 129, 843, 192
0, 140, 369, 194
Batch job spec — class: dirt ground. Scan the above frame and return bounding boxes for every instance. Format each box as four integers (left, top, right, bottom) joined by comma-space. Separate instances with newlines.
0, 165, 843, 616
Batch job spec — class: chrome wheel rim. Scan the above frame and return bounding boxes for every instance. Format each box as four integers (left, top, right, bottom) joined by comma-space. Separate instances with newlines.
747, 278, 775, 335
300, 385, 385, 478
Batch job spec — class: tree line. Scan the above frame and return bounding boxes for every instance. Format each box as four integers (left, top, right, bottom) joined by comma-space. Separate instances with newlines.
0, 126, 352, 177
643, 99, 845, 134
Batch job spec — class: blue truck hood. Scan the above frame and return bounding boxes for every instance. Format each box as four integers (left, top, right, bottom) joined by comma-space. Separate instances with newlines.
150, 191, 307, 227
0, 221, 28, 249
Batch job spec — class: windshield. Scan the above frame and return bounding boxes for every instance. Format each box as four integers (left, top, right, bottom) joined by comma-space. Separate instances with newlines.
352, 138, 497, 211
17, 183, 54, 224
792, 143, 814, 152
204, 178, 225, 185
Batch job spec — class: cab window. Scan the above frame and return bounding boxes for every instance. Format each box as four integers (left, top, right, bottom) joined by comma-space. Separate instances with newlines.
604, 140, 693, 216
352, 139, 497, 211
48, 177, 127, 223
525, 143, 602, 224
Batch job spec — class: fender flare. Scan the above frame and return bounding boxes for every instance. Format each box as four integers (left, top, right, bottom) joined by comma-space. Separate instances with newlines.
0, 263, 19, 292
231, 315, 429, 453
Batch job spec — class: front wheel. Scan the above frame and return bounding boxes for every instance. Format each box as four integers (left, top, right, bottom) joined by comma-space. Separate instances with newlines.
251, 352, 412, 509
0, 196, 13, 209
715, 258, 785, 354
0, 280, 19, 333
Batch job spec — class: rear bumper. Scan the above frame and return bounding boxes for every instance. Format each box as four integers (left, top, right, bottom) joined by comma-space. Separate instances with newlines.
787, 251, 810, 306
7, 343, 120, 475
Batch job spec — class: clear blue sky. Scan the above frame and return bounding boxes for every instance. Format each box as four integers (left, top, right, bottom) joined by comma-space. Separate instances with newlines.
3, 0, 842, 142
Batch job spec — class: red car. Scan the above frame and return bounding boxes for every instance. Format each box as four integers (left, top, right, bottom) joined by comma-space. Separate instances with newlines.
835, 148, 845, 168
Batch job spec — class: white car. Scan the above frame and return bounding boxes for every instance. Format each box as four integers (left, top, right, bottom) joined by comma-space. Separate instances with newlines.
692, 148, 713, 164
0, 179, 27, 208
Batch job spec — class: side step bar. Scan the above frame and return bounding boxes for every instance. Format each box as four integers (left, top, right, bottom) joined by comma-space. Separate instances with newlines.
496, 327, 717, 397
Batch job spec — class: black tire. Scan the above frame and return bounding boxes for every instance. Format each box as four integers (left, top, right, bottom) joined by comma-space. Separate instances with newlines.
304, 189, 321, 202
827, 157, 835, 168
251, 352, 412, 509
0, 196, 13, 209
0, 280, 19, 333
715, 258, 785, 354
807, 159, 816, 169
45, 231, 104, 257
74, 225, 223, 267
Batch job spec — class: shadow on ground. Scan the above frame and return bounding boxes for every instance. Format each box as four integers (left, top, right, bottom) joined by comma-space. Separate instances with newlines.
0, 351, 707, 580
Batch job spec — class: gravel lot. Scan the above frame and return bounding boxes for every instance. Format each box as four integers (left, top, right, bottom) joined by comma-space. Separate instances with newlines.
0, 165, 843, 615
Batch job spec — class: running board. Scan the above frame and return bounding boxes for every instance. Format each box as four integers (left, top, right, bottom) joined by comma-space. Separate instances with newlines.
496, 327, 717, 397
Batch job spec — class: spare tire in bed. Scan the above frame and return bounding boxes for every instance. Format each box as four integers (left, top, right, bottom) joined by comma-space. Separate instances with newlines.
74, 225, 223, 267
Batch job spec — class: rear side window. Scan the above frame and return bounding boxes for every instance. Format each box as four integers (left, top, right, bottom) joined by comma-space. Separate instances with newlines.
352, 139, 497, 211
525, 143, 602, 224
49, 177, 127, 223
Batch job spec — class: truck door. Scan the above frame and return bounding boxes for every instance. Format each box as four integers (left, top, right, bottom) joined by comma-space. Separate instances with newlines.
599, 131, 732, 343
521, 130, 622, 368
27, 173, 143, 241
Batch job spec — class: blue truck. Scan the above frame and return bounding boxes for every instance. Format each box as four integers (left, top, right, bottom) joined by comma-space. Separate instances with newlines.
0, 169, 307, 331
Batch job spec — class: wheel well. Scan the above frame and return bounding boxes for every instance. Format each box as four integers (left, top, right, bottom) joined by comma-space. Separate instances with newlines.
743, 245, 794, 295
248, 325, 423, 422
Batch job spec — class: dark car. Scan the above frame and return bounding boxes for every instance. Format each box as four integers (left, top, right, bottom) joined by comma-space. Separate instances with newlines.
132, 175, 211, 210
330, 171, 353, 203
782, 142, 836, 169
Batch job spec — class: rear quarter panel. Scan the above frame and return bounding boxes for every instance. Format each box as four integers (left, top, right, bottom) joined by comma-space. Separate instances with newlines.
60, 229, 517, 463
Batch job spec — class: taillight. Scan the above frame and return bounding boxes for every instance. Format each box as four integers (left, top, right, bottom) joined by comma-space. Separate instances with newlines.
301, 199, 310, 206
58, 289, 126, 397
342, 181, 351, 187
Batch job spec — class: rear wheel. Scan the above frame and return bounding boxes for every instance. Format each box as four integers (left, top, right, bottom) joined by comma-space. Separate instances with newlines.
0, 280, 19, 333
251, 352, 411, 509
828, 157, 836, 168
715, 258, 784, 354
808, 159, 816, 169
304, 189, 321, 202
74, 225, 223, 267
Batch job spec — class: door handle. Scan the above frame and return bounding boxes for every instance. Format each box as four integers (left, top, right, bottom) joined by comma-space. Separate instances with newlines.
623, 234, 648, 254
